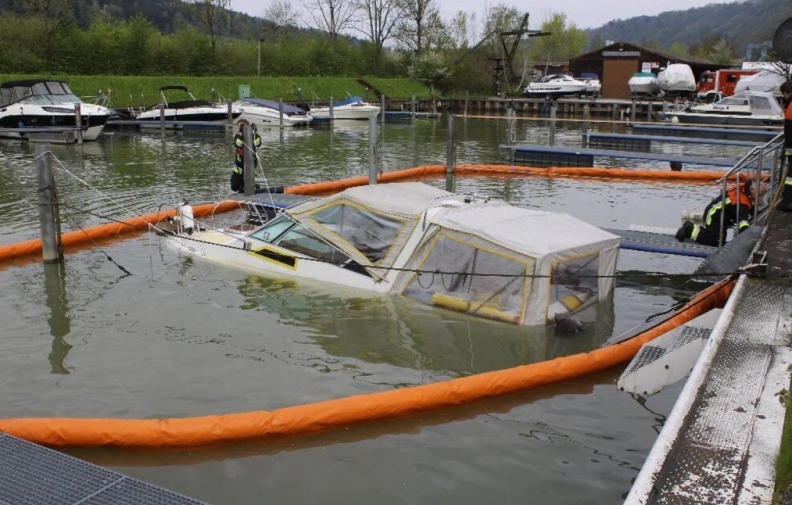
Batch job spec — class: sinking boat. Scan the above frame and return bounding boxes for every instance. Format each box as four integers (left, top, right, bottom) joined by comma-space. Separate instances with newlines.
523, 74, 589, 99
165, 182, 620, 327
135, 85, 242, 123
309, 96, 380, 120
628, 72, 661, 97
234, 98, 312, 127
669, 90, 784, 127
0, 79, 113, 141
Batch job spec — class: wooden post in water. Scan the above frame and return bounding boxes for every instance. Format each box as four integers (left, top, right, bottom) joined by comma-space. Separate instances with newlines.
380, 94, 386, 124
74, 104, 83, 144
446, 114, 456, 174
464, 90, 469, 118
278, 98, 284, 129
36, 144, 63, 263
159, 103, 165, 135
549, 102, 557, 146
368, 116, 378, 185
411, 95, 416, 120
242, 124, 255, 197
227, 99, 233, 124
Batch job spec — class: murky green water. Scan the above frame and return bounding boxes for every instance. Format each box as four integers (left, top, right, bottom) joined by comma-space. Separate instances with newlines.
0, 116, 734, 504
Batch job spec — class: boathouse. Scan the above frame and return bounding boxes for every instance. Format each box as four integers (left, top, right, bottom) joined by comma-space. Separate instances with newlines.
568, 42, 716, 99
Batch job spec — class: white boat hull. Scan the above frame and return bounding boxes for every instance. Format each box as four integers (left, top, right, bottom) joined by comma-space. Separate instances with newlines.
237, 110, 312, 127
168, 230, 388, 293
310, 104, 381, 120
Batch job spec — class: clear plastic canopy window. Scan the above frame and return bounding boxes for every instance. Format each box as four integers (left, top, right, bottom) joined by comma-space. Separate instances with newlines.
402, 235, 529, 324
313, 204, 404, 264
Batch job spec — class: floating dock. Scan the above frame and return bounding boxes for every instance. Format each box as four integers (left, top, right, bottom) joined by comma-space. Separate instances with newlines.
105, 120, 234, 132
509, 143, 742, 168
624, 208, 792, 504
631, 124, 781, 142
587, 132, 762, 150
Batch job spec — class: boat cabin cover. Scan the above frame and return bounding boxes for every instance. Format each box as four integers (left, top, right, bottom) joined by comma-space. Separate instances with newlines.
283, 182, 619, 326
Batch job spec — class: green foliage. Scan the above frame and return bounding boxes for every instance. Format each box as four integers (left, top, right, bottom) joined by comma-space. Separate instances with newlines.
407, 51, 451, 91
530, 13, 588, 62
0, 74, 431, 105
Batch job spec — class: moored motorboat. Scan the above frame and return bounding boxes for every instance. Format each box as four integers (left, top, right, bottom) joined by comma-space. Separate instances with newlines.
669, 90, 784, 127
135, 85, 241, 123
234, 98, 312, 127
0, 79, 113, 141
165, 182, 620, 327
523, 74, 589, 99
309, 96, 380, 120
580, 73, 602, 96
628, 72, 661, 97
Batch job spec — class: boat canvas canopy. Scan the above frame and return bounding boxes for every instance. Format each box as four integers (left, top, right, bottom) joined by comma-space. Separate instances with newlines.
333, 96, 366, 107
393, 203, 620, 326
288, 182, 458, 269
709, 91, 784, 116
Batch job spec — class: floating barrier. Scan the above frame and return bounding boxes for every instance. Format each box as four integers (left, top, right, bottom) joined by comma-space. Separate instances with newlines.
0, 278, 733, 447
0, 164, 729, 266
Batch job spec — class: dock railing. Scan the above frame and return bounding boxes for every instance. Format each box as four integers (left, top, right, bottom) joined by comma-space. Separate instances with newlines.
716, 132, 785, 247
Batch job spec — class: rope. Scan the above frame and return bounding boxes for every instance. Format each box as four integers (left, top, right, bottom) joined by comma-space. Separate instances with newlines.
58, 203, 133, 278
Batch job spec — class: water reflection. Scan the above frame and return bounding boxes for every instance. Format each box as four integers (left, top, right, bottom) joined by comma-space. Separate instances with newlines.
236, 274, 615, 376
43, 262, 72, 374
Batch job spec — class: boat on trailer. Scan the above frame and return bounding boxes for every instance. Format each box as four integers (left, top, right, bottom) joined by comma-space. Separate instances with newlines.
523, 74, 590, 99
165, 182, 620, 327
0, 79, 113, 141
135, 85, 242, 124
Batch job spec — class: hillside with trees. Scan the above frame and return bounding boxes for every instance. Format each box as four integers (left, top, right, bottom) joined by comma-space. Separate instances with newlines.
0, 0, 788, 97
590, 0, 791, 62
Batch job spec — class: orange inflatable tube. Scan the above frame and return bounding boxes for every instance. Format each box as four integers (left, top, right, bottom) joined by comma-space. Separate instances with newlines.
0, 278, 734, 447
0, 200, 244, 264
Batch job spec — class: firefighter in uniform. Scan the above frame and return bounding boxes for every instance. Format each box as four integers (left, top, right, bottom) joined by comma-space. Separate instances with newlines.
780, 81, 792, 211
676, 179, 762, 247
231, 119, 262, 193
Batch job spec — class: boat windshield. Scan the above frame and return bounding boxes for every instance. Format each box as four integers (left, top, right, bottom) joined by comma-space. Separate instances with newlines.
0, 81, 79, 107
311, 203, 405, 263
250, 215, 351, 263
716, 95, 749, 106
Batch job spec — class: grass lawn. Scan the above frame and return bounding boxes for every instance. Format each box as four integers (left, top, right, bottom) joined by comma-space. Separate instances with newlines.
0, 74, 432, 107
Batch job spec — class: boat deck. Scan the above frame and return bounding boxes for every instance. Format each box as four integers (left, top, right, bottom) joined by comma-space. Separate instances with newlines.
625, 208, 792, 504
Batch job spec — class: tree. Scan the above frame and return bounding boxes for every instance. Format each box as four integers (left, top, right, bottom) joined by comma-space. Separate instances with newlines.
449, 10, 473, 49
182, 0, 229, 54
22, 0, 78, 68
529, 13, 587, 64
265, 0, 300, 35
668, 41, 689, 57
707, 37, 735, 66
301, 0, 356, 47
481, 3, 522, 55
394, 0, 436, 54
352, 0, 405, 69
409, 50, 451, 91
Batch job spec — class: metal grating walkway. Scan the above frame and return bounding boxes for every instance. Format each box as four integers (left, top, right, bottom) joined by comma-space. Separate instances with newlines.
0, 433, 211, 505
625, 279, 792, 504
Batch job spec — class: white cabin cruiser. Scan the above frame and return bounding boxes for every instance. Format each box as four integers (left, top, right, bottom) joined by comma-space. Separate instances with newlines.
136, 86, 241, 123
0, 79, 113, 141
309, 96, 380, 120
166, 182, 620, 327
628, 72, 661, 97
580, 73, 602, 96
670, 90, 784, 127
523, 74, 589, 98
234, 98, 312, 127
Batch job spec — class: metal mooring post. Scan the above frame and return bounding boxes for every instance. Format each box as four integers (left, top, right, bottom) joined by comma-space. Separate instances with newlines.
227, 99, 233, 123
74, 104, 83, 144
549, 102, 557, 146
380, 94, 386, 124
630, 99, 637, 123
647, 101, 653, 122
464, 90, 469, 118
411, 95, 416, 120
279, 98, 284, 129
36, 144, 63, 263
159, 103, 165, 135
368, 116, 378, 185
446, 114, 456, 174
329, 96, 334, 125
243, 124, 255, 197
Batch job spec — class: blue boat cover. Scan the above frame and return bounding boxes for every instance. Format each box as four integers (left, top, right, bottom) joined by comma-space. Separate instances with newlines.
242, 98, 308, 115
